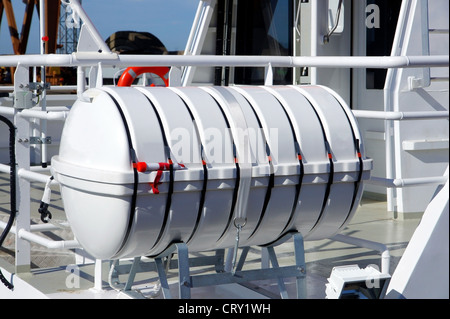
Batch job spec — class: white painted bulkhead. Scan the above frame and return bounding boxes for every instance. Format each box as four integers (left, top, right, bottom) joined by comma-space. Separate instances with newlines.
183, 0, 449, 217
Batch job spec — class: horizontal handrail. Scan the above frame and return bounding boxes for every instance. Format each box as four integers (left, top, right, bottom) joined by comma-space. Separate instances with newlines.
368, 176, 448, 188
0, 220, 80, 250
0, 85, 78, 92
0, 107, 70, 121
17, 169, 59, 185
0, 53, 448, 68
18, 109, 69, 121
353, 110, 449, 120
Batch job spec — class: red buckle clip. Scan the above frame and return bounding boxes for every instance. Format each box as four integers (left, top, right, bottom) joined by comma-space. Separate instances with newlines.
149, 170, 163, 194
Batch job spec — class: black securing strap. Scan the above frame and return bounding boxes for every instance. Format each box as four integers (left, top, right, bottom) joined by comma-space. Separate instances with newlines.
140, 94, 175, 251
240, 95, 275, 240
209, 95, 242, 242
177, 97, 209, 244
270, 94, 305, 236
186, 160, 208, 243
217, 160, 240, 240
105, 92, 139, 258
333, 95, 365, 229
303, 98, 335, 233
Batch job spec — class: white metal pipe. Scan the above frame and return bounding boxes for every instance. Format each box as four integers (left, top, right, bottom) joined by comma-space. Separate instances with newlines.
18, 228, 80, 249
31, 106, 71, 112
0, 54, 448, 68
40, 102, 48, 167
18, 109, 69, 121
0, 54, 73, 67
0, 221, 81, 250
332, 234, 390, 275
0, 164, 56, 178
33, 66, 37, 84
78, 65, 90, 96
39, 0, 48, 167
30, 165, 52, 172
18, 168, 59, 185
290, 55, 450, 69
0, 163, 11, 174
1, 106, 70, 118
184, 0, 206, 55
29, 222, 71, 233
46, 85, 78, 91
181, 0, 217, 86
121, 54, 449, 68
94, 259, 104, 292
0, 85, 78, 92
39, 0, 45, 55
43, 106, 71, 111
352, 110, 449, 120
0, 106, 14, 116
368, 176, 448, 188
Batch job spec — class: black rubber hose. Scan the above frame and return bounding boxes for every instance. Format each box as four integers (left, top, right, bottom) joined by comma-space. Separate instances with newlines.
0, 114, 16, 290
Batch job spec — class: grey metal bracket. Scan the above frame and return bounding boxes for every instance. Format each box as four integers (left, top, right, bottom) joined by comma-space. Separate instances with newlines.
28, 82, 51, 95
29, 136, 52, 145
13, 73, 51, 109
14, 65, 32, 109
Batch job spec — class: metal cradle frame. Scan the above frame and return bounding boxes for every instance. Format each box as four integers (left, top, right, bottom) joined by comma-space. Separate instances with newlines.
110, 231, 306, 299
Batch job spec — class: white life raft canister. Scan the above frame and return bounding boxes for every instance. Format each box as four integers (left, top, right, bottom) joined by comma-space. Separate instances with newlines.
51, 85, 372, 260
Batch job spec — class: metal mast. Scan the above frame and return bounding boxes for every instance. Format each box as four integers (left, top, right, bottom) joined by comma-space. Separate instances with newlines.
57, 0, 81, 54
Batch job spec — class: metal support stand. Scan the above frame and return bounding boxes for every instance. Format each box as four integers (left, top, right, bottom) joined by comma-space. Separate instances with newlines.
110, 232, 306, 299
149, 232, 306, 299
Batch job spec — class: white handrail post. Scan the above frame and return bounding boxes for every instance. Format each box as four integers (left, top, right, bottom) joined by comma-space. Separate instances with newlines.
14, 112, 32, 274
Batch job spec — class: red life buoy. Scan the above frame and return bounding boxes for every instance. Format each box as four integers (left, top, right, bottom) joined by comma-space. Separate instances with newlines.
117, 66, 170, 87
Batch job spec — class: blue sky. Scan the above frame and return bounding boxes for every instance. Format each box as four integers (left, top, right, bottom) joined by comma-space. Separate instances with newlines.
0, 0, 199, 54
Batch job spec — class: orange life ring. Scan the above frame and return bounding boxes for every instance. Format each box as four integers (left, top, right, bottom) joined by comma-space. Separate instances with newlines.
117, 66, 170, 87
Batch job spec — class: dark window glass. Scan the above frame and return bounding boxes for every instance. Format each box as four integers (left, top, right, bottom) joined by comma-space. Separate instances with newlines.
366, 0, 402, 89
235, 0, 293, 85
